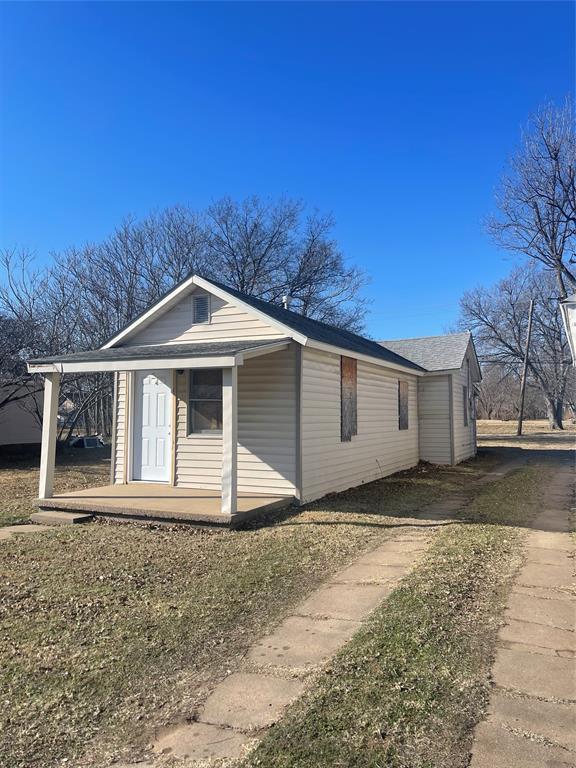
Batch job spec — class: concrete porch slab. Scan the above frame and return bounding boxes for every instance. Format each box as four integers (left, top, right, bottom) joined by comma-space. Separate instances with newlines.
36, 483, 293, 527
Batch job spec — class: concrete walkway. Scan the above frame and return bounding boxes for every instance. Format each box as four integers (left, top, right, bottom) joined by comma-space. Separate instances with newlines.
0, 523, 50, 541
150, 527, 433, 764
146, 464, 523, 766
469, 463, 576, 768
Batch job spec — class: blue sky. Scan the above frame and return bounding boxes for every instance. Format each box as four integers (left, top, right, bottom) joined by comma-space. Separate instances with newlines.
0, 1, 573, 338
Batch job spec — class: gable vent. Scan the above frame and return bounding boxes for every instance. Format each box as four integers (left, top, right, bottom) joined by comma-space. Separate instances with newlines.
193, 294, 210, 324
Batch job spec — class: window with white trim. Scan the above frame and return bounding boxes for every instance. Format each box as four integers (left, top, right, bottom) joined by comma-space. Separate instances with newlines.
188, 369, 222, 433
193, 294, 210, 324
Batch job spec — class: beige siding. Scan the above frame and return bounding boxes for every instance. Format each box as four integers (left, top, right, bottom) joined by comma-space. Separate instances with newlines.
128, 288, 284, 346
417, 375, 452, 464
113, 372, 128, 483
0, 389, 42, 446
452, 352, 476, 462
174, 345, 297, 495
301, 347, 419, 503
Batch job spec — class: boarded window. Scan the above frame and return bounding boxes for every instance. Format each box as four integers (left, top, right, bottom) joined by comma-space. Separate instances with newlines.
188, 369, 222, 433
193, 294, 210, 324
340, 356, 357, 442
398, 380, 409, 430
463, 385, 469, 426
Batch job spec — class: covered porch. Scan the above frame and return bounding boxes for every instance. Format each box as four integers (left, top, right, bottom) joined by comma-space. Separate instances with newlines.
28, 338, 297, 526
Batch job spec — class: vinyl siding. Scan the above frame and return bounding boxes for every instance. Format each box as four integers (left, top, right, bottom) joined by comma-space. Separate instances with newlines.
128, 288, 284, 346
417, 375, 452, 464
113, 372, 128, 483
301, 347, 419, 503
452, 352, 476, 462
174, 345, 297, 495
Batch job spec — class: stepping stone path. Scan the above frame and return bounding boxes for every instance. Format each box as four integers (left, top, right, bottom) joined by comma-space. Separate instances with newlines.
140, 461, 523, 766
0, 523, 50, 541
469, 461, 576, 768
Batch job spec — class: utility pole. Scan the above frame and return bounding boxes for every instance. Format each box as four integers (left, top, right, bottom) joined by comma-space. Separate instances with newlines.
517, 299, 535, 436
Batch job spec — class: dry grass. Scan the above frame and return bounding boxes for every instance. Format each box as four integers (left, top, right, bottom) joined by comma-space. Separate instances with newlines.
246, 467, 549, 768
0, 448, 111, 526
477, 419, 576, 435
0, 452, 498, 768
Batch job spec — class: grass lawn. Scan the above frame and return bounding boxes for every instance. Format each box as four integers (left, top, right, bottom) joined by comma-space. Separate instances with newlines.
0, 447, 111, 526
245, 466, 549, 768
0, 452, 498, 768
477, 418, 576, 435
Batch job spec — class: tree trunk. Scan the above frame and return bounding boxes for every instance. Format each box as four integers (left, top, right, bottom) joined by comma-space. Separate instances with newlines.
546, 397, 564, 430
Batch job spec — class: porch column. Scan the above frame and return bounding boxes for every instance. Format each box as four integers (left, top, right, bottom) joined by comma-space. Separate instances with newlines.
38, 372, 61, 499
221, 366, 238, 517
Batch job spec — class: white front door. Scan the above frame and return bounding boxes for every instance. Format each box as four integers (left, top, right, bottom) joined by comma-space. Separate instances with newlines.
132, 370, 172, 482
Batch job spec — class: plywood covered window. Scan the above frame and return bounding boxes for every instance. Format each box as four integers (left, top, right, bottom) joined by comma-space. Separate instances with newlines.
188, 369, 222, 433
340, 356, 357, 442
398, 380, 409, 430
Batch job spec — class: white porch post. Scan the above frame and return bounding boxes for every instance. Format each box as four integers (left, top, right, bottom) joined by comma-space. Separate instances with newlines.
221, 366, 238, 517
38, 372, 61, 499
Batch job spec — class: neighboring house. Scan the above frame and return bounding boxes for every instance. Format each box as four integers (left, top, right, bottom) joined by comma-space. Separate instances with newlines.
378, 333, 481, 465
0, 387, 42, 447
27, 275, 481, 525
560, 293, 576, 365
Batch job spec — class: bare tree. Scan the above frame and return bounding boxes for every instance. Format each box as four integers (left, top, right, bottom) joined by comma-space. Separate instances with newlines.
487, 99, 576, 299
460, 264, 573, 429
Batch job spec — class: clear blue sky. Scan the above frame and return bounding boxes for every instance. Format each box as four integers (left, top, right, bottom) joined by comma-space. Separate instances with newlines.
0, 1, 574, 338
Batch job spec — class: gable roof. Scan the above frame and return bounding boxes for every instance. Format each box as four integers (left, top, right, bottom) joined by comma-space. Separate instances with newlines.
102, 273, 425, 374
378, 332, 480, 377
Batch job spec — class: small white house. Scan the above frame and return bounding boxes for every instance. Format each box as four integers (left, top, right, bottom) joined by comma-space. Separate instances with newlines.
0, 387, 42, 447
560, 293, 576, 365
28, 275, 481, 525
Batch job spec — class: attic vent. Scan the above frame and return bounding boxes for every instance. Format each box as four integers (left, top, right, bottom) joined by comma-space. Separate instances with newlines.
193, 294, 210, 324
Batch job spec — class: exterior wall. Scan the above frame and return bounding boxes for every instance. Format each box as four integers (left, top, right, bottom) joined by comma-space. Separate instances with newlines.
112, 372, 128, 483
417, 375, 452, 464
127, 288, 285, 346
173, 345, 297, 496
300, 347, 419, 503
0, 390, 42, 446
452, 351, 477, 463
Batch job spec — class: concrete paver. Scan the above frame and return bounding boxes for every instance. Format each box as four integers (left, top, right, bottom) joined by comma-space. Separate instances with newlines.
246, 615, 360, 670
295, 582, 394, 621
493, 634, 575, 700
329, 562, 410, 584
527, 531, 573, 551
199, 673, 305, 730
506, 593, 575, 631
0, 524, 50, 541
153, 721, 254, 761
358, 549, 422, 566
524, 546, 573, 566
516, 562, 573, 589
469, 722, 575, 768
487, 692, 576, 751
499, 618, 575, 654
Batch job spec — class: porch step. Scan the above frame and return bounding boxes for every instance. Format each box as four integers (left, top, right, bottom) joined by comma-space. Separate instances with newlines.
30, 510, 94, 526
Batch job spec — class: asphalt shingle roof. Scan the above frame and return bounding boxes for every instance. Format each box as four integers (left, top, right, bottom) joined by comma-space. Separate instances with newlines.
378, 332, 472, 372
29, 339, 289, 365
201, 277, 425, 372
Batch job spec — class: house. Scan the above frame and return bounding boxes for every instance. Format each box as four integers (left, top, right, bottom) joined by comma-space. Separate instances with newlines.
27, 275, 481, 526
560, 293, 576, 365
378, 333, 481, 465
0, 387, 42, 448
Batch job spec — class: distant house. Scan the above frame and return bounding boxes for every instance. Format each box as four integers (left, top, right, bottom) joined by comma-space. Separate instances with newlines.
560, 293, 576, 365
0, 387, 42, 447
28, 275, 481, 526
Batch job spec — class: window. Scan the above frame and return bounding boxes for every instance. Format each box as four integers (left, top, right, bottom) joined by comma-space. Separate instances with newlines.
398, 380, 409, 430
463, 385, 469, 427
340, 356, 357, 442
193, 294, 210, 324
188, 369, 222, 433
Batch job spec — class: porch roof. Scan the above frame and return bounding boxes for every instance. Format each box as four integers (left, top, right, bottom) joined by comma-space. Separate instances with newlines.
27, 338, 291, 373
